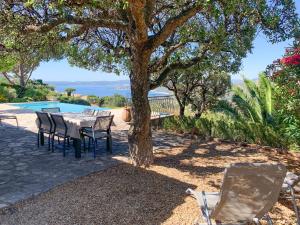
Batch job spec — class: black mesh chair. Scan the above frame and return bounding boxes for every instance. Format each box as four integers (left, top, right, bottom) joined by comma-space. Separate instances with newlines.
83, 108, 95, 116
41, 107, 61, 113
50, 114, 70, 157
36, 111, 53, 150
81, 115, 114, 158
94, 110, 111, 117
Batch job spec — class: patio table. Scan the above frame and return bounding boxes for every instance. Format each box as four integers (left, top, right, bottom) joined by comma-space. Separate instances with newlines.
37, 112, 97, 158
61, 113, 98, 158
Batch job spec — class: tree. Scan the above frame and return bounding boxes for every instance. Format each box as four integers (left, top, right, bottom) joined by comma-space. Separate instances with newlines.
165, 58, 231, 117
0, 17, 65, 96
1, 53, 39, 93
65, 88, 76, 97
0, 0, 297, 166
190, 70, 230, 117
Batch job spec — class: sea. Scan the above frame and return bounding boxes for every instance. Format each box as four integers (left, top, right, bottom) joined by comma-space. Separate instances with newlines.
47, 80, 171, 98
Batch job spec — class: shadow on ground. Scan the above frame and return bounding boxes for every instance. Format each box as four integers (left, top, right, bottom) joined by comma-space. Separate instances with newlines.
154, 140, 259, 178
0, 163, 196, 225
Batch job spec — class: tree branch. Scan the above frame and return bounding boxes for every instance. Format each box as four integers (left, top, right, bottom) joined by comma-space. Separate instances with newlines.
25, 16, 128, 34
149, 42, 186, 73
128, 0, 148, 42
1, 72, 16, 85
150, 48, 209, 90
147, 4, 202, 50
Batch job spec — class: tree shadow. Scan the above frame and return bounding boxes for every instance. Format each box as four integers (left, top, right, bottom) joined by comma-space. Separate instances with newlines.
0, 108, 34, 115
154, 139, 258, 177
0, 163, 196, 225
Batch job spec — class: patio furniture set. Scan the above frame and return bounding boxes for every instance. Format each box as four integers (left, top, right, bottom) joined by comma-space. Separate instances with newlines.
36, 107, 113, 159
187, 163, 300, 225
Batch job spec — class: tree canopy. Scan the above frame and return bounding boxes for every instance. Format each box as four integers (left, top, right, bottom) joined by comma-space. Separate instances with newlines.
0, 0, 298, 166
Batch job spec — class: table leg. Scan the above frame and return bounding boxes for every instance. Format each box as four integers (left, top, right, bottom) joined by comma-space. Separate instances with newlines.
73, 138, 81, 159
40, 132, 44, 146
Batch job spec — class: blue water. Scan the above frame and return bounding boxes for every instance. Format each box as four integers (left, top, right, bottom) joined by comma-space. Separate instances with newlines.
47, 81, 170, 98
12, 102, 110, 113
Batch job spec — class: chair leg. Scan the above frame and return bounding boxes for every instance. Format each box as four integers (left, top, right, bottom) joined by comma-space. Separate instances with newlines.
63, 138, 66, 157
93, 138, 96, 159
37, 131, 40, 148
15, 118, 19, 127
201, 192, 213, 225
88, 138, 91, 151
67, 138, 70, 146
48, 134, 51, 151
106, 135, 112, 153
83, 137, 86, 152
288, 185, 300, 225
51, 134, 55, 152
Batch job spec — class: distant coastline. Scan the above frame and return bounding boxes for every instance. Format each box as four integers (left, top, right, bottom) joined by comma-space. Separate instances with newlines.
47, 80, 171, 97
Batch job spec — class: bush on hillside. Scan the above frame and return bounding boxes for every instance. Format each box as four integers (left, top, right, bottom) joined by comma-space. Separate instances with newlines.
100, 94, 127, 107
87, 95, 101, 105
163, 74, 300, 151
58, 96, 90, 106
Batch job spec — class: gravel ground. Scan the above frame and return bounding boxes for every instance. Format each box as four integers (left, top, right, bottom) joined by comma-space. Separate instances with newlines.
0, 139, 299, 225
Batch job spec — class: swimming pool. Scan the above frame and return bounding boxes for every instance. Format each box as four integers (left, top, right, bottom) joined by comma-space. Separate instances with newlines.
12, 101, 110, 113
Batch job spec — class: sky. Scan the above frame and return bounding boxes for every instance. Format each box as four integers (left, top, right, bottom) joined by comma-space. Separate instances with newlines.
32, 2, 300, 82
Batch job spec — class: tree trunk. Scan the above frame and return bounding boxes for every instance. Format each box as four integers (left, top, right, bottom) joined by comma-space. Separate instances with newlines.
128, 47, 153, 167
173, 89, 185, 117
179, 105, 185, 117
18, 64, 26, 89
17, 64, 26, 98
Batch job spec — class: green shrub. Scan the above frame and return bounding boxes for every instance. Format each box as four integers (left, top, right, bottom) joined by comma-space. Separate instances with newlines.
163, 116, 196, 134
0, 85, 17, 102
87, 95, 100, 105
100, 94, 127, 107
24, 87, 48, 101
163, 116, 181, 132
58, 96, 90, 106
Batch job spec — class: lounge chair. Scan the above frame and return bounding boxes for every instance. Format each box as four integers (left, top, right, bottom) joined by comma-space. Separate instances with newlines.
36, 111, 53, 150
186, 163, 287, 225
281, 172, 300, 225
81, 115, 114, 158
50, 114, 70, 156
83, 108, 95, 116
94, 110, 111, 117
41, 107, 61, 113
0, 115, 18, 127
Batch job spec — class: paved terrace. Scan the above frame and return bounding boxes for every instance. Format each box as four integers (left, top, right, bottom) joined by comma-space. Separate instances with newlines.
0, 104, 188, 208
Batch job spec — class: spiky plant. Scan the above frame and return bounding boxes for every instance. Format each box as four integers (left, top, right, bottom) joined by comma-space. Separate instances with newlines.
215, 73, 282, 146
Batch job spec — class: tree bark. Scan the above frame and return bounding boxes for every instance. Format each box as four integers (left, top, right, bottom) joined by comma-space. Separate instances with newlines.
19, 64, 26, 89
179, 105, 185, 117
128, 47, 153, 167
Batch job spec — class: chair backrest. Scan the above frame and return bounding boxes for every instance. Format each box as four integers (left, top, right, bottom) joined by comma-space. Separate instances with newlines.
93, 115, 114, 132
41, 107, 61, 113
94, 110, 111, 117
50, 114, 67, 134
36, 111, 52, 132
83, 108, 95, 116
211, 163, 287, 223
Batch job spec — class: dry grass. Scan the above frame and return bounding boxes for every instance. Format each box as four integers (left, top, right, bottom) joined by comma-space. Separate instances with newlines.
0, 139, 300, 225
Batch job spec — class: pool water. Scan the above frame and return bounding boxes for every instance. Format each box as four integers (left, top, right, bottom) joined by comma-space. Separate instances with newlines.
12, 101, 110, 113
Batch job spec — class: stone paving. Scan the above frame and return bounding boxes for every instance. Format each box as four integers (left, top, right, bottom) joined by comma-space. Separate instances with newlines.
0, 125, 129, 207
0, 104, 188, 208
